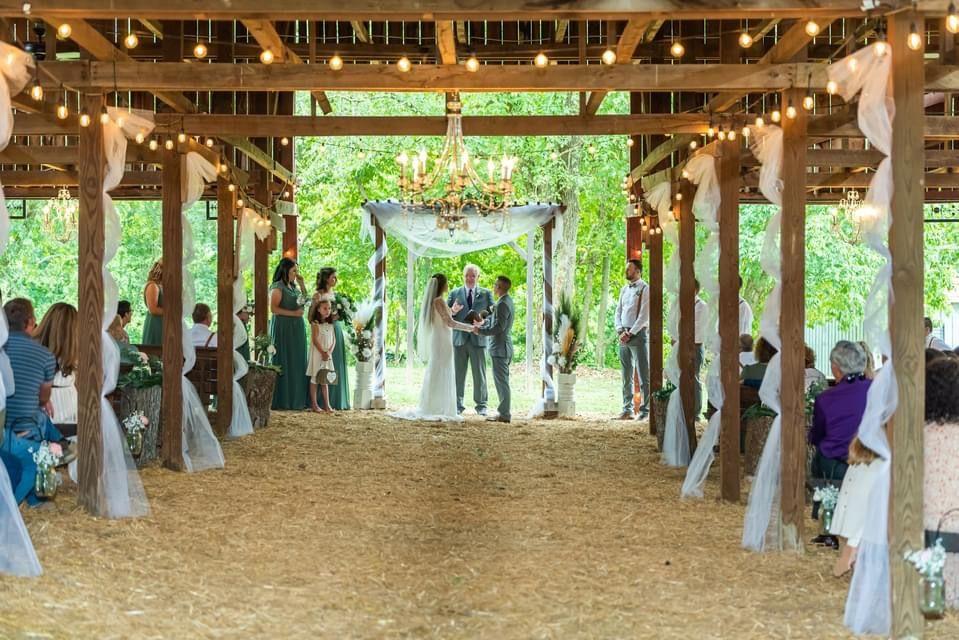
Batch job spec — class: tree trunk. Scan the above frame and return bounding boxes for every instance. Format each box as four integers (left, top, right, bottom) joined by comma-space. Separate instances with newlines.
119, 385, 162, 467
595, 254, 611, 368
581, 248, 596, 343
557, 93, 583, 301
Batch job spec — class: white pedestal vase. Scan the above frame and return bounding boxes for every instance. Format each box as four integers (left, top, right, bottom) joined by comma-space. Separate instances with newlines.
557, 372, 577, 417
354, 359, 374, 410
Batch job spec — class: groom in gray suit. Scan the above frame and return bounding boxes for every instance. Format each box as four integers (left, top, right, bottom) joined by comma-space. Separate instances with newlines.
475, 276, 514, 423
448, 264, 494, 414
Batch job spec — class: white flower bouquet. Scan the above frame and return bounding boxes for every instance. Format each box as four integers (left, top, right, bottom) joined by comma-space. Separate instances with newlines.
30, 441, 63, 498
351, 299, 380, 363
905, 538, 947, 578
813, 484, 840, 511
122, 410, 150, 456
547, 294, 583, 375
250, 333, 282, 373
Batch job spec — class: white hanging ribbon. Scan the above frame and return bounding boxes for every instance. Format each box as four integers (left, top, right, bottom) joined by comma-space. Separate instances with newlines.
227, 207, 256, 438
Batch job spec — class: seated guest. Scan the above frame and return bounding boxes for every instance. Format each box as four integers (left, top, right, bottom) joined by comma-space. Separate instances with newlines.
142, 260, 163, 346
924, 356, 959, 609
1, 298, 67, 505
925, 316, 951, 351
858, 341, 876, 379
34, 303, 78, 426
804, 345, 826, 391
0, 288, 14, 421
741, 337, 777, 389
236, 304, 253, 361
107, 300, 132, 344
739, 334, 756, 369
189, 303, 217, 348
830, 437, 883, 577
808, 340, 871, 482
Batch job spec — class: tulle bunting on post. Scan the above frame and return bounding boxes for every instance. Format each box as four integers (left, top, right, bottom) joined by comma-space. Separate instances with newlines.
227, 207, 257, 439
0, 42, 41, 576
741, 125, 786, 552
681, 150, 723, 498
180, 152, 226, 471
827, 43, 896, 637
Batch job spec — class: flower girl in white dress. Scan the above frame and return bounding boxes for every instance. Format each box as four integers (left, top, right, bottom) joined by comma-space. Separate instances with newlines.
307, 295, 337, 414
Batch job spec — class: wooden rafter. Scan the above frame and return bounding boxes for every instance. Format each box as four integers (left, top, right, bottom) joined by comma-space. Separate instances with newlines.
554, 20, 569, 42
583, 18, 653, 115
350, 20, 371, 43
435, 21, 458, 65
137, 19, 164, 39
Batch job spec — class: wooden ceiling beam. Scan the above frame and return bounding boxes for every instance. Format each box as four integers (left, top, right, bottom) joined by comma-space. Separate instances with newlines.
0, 170, 162, 187
350, 20, 371, 43
138, 19, 164, 39
554, 20, 569, 43
583, 18, 653, 115
435, 20, 458, 65
0, 143, 161, 165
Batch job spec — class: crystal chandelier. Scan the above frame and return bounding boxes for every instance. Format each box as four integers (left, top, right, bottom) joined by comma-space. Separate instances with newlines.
395, 92, 518, 236
40, 187, 78, 242
829, 189, 876, 245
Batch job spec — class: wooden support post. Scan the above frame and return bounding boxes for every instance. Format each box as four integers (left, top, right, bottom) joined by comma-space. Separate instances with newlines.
161, 147, 185, 471
780, 87, 807, 551
718, 136, 742, 502
677, 179, 697, 453
648, 202, 664, 437
889, 12, 926, 637
215, 176, 235, 437
277, 91, 297, 260
253, 170, 270, 337
76, 92, 106, 514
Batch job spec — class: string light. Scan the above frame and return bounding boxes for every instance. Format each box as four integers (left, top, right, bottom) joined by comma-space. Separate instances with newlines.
626, 137, 635, 148
177, 131, 187, 144
397, 56, 412, 72
56, 101, 68, 120
280, 136, 290, 146
785, 101, 797, 120
99, 105, 110, 125
948, 3, 959, 34
134, 131, 145, 144
907, 23, 923, 51
741, 126, 750, 138
148, 138, 158, 150
670, 41, 685, 58
228, 183, 236, 192
804, 20, 820, 37
770, 109, 782, 123
754, 116, 764, 128
465, 55, 479, 72
124, 31, 139, 49
601, 48, 617, 64
194, 42, 208, 59
116, 112, 125, 128
534, 52, 549, 67
826, 79, 838, 95
689, 140, 698, 150
717, 128, 727, 141
236, 198, 244, 208
56, 23, 72, 40
79, 109, 91, 127
30, 83, 42, 101
675, 192, 683, 201
803, 93, 815, 111
874, 41, 888, 57
205, 137, 214, 147
21, 2, 30, 16
707, 125, 715, 138
164, 138, 174, 150
260, 49, 275, 64
738, 32, 753, 48
219, 162, 228, 174
329, 54, 343, 70
728, 128, 737, 141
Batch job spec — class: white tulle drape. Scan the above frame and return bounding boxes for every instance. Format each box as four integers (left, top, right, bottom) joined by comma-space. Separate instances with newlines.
642, 182, 689, 465
681, 151, 723, 498
98, 108, 155, 518
180, 152, 225, 471
0, 43, 40, 576
227, 208, 256, 439
827, 43, 896, 636
741, 125, 786, 552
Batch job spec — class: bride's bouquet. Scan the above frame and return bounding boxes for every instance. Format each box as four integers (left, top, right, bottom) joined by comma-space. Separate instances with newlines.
548, 293, 584, 375
350, 299, 380, 363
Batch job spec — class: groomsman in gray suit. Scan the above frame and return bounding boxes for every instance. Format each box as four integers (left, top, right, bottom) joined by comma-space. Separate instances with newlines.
475, 276, 515, 423
448, 264, 494, 414
615, 259, 650, 420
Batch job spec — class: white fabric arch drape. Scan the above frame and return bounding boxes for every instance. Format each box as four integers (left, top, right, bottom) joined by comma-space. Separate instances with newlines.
99, 107, 155, 518
0, 42, 41, 576
180, 152, 226, 472
741, 125, 786, 552
827, 43, 896, 637
643, 182, 689, 466
681, 150, 723, 498
227, 208, 257, 439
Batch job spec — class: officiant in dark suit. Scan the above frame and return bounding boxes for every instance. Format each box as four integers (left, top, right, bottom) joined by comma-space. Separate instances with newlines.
448, 264, 494, 415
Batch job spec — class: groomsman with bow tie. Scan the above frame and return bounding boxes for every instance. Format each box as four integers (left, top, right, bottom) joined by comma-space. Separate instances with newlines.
448, 264, 494, 415
615, 259, 650, 420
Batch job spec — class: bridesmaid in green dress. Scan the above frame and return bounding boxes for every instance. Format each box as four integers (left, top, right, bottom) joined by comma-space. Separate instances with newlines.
270, 258, 309, 410
313, 267, 351, 410
141, 260, 164, 346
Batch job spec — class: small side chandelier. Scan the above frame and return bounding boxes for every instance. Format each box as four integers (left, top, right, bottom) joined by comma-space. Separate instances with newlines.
830, 189, 882, 245
40, 187, 78, 242
395, 92, 518, 236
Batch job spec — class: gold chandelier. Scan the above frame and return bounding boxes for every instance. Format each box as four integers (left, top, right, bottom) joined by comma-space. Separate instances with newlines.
829, 189, 879, 245
40, 187, 78, 242
395, 92, 517, 236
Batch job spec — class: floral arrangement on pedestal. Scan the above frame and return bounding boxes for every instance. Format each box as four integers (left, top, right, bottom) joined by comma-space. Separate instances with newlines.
250, 333, 281, 373
351, 299, 380, 409
122, 410, 150, 457
906, 538, 948, 618
548, 294, 583, 417
30, 441, 63, 498
245, 333, 280, 429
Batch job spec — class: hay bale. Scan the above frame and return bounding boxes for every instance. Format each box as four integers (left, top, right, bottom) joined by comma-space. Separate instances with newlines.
652, 395, 669, 452
242, 368, 277, 429
743, 414, 775, 476
119, 385, 161, 466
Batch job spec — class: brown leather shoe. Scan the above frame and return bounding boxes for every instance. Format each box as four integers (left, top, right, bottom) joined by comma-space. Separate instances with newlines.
617, 412, 633, 420
486, 416, 511, 423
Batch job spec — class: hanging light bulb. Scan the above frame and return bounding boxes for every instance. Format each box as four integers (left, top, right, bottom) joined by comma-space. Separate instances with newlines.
194, 41, 208, 59
534, 52, 549, 68
177, 131, 187, 144
717, 128, 727, 141
601, 48, 617, 65
626, 137, 635, 148
785, 102, 797, 120
236, 198, 244, 208
397, 56, 412, 72
99, 105, 110, 125
804, 20, 820, 37
770, 109, 781, 123
754, 116, 765, 128
219, 162, 228, 174
79, 109, 91, 127
707, 125, 715, 138
134, 131, 145, 144
56, 23, 72, 40
148, 138, 158, 150
689, 139, 698, 150
670, 41, 685, 58
56, 101, 69, 120
228, 183, 236, 192
742, 126, 750, 138
675, 192, 683, 201
30, 83, 42, 101
465, 55, 479, 72
260, 49, 275, 64
203, 137, 213, 147
738, 32, 753, 48
826, 79, 838, 95
115, 112, 126, 128
21, 2, 30, 16
124, 31, 139, 49
329, 54, 343, 70
164, 137, 174, 150
803, 93, 815, 111
872, 42, 886, 58
948, 4, 959, 34
907, 23, 923, 51
280, 136, 290, 146
728, 128, 737, 141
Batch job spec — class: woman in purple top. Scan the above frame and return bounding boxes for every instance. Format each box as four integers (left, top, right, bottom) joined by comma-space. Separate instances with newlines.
809, 340, 872, 482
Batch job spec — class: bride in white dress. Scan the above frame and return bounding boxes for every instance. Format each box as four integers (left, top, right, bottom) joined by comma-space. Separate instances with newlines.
392, 274, 477, 422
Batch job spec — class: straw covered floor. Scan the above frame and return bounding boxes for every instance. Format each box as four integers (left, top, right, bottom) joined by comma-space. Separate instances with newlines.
3, 411, 958, 639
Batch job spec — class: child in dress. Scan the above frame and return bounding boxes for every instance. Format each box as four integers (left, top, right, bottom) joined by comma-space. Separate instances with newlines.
830, 436, 883, 576
307, 296, 337, 414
